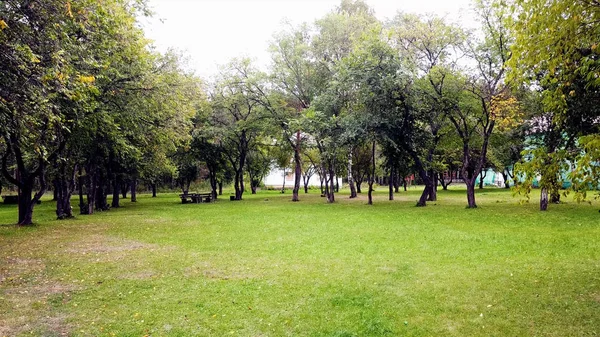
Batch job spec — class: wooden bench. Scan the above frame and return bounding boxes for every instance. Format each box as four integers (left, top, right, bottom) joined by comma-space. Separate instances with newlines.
179, 193, 213, 204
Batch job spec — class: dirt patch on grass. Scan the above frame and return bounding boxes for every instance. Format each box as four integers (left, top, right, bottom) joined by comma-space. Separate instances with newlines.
0, 257, 45, 284
0, 278, 76, 337
66, 234, 160, 254
185, 264, 255, 280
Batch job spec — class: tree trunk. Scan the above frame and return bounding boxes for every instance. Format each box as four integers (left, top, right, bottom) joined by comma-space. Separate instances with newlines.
327, 161, 335, 203
303, 174, 309, 194
234, 170, 242, 200
121, 181, 129, 199
465, 178, 477, 208
52, 179, 59, 201
428, 170, 437, 201
439, 173, 449, 191
151, 183, 157, 198
292, 131, 301, 202
502, 171, 510, 189
479, 170, 487, 189
209, 170, 218, 199
56, 163, 76, 220
356, 181, 362, 194
368, 141, 376, 205
540, 187, 549, 211
388, 169, 394, 201
130, 177, 137, 202
85, 166, 97, 215
403, 177, 407, 192
95, 175, 109, 211
281, 168, 286, 194
111, 176, 121, 208
218, 180, 223, 196
348, 149, 357, 198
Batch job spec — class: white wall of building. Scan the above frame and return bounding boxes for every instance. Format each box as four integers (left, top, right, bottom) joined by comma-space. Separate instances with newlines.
263, 168, 342, 188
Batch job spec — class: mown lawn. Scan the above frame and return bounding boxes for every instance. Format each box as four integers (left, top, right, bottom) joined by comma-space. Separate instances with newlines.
0, 187, 599, 336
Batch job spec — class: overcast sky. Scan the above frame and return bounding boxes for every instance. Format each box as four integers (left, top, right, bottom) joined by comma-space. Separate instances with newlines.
141, 0, 476, 79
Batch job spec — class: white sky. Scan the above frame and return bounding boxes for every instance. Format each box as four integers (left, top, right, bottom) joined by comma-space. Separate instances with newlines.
141, 0, 476, 79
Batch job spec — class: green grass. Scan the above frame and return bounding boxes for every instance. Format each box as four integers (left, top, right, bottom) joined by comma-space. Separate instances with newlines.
0, 187, 599, 336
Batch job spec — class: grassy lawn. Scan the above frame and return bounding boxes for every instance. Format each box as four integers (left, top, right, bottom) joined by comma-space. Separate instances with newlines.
0, 187, 599, 336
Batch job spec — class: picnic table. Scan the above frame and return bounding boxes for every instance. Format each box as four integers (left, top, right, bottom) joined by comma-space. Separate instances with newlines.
179, 192, 213, 204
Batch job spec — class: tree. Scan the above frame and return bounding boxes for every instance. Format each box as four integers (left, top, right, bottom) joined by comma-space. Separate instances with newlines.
210, 59, 266, 200
0, 0, 104, 224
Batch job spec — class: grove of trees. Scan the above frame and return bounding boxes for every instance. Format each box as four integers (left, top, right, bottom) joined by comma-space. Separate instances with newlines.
1, 0, 598, 225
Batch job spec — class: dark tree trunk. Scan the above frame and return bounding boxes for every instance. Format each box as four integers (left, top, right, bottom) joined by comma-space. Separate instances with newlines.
209, 170, 218, 199
281, 169, 286, 194
368, 141, 376, 205
292, 131, 301, 202
55, 163, 76, 220
78, 166, 87, 215
479, 170, 487, 189
303, 174, 309, 194
151, 183, 157, 198
403, 177, 407, 192
121, 181, 129, 199
439, 173, 450, 191
251, 184, 257, 194
52, 179, 59, 201
86, 169, 97, 215
218, 180, 223, 196
130, 177, 137, 202
95, 175, 109, 211
502, 171, 510, 189
388, 169, 394, 201
540, 187, 549, 211
393, 170, 400, 193
2, 144, 49, 225
428, 170, 437, 202
327, 161, 335, 203
465, 178, 477, 209
356, 181, 362, 194
348, 150, 357, 198
234, 170, 243, 200
111, 176, 121, 208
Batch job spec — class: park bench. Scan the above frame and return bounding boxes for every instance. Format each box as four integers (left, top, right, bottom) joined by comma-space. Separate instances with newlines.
179, 192, 213, 204
2, 195, 19, 204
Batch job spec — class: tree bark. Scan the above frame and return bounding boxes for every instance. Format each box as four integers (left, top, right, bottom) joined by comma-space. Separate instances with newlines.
55, 163, 76, 220
151, 183, 157, 198
427, 170, 437, 201
292, 131, 301, 202
218, 180, 223, 196
327, 160, 335, 203
281, 168, 286, 193
479, 170, 487, 189
121, 180, 129, 199
348, 149, 357, 198
368, 141, 376, 205
388, 168, 394, 201
1, 142, 50, 225
111, 176, 121, 208
540, 187, 549, 211
466, 179, 477, 208
502, 171, 510, 189
130, 176, 137, 202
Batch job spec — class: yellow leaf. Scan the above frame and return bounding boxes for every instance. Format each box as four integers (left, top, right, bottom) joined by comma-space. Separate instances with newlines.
77, 75, 95, 84
66, 1, 73, 18
0, 19, 8, 30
